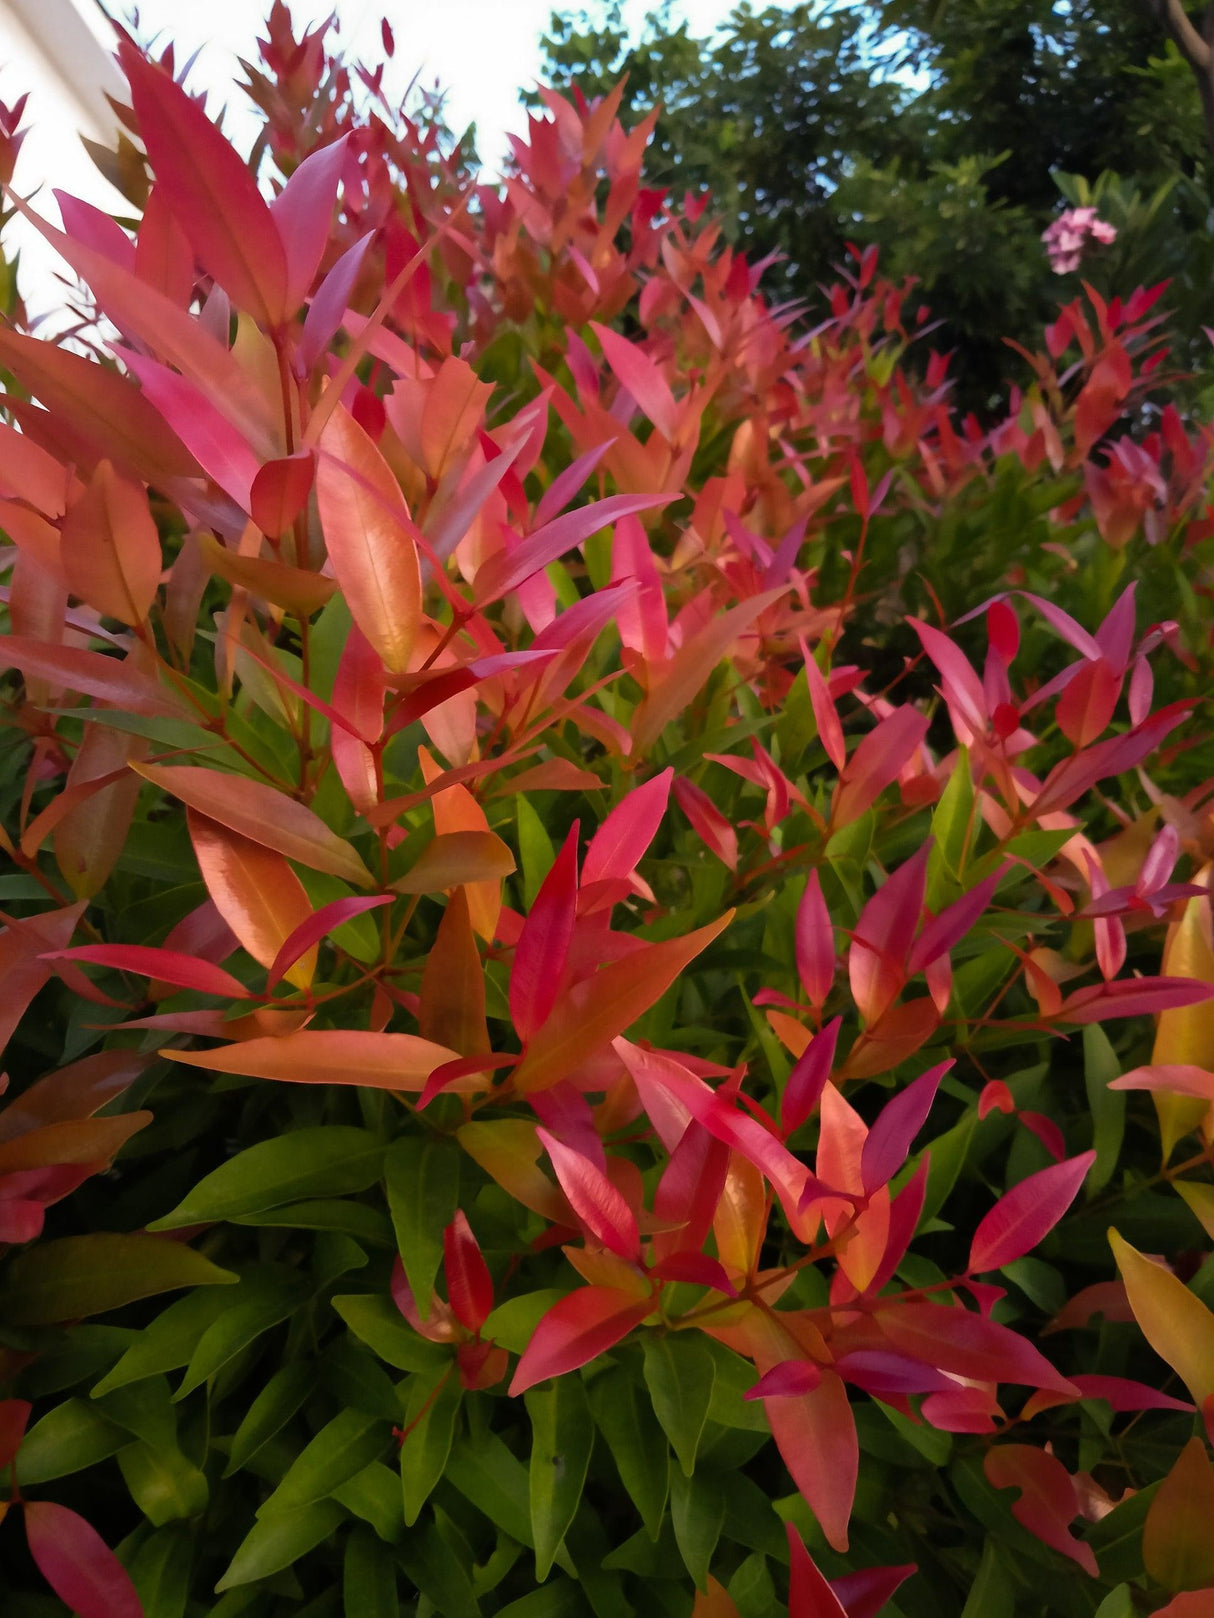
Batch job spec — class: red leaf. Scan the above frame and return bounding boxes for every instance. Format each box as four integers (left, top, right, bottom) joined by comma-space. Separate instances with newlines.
251, 450, 316, 539
984, 1445, 1098, 1575
510, 824, 579, 1042
300, 232, 373, 367
266, 895, 390, 989
786, 1522, 847, 1618
828, 1565, 916, 1618
832, 707, 929, 828
876, 1300, 1076, 1392
802, 648, 846, 772
849, 843, 930, 1024
796, 870, 835, 1008
672, 777, 737, 870
782, 1017, 839, 1137
648, 1251, 736, 1295
908, 870, 1004, 975
120, 43, 288, 326
42, 944, 250, 999
1056, 978, 1214, 1024
24, 1500, 142, 1618
121, 351, 260, 509
60, 461, 161, 627
764, 1368, 857, 1553
2, 637, 187, 718
0, 1398, 31, 1470
443, 1209, 494, 1333
583, 768, 672, 889
1068, 1373, 1193, 1412
744, 1360, 822, 1400
536, 1127, 640, 1259
316, 403, 422, 674
508, 1286, 653, 1394
968, 1152, 1095, 1273
1056, 657, 1121, 749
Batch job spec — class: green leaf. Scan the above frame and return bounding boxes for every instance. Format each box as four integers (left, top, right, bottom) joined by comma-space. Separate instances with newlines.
230, 1199, 394, 1245
928, 748, 973, 907
526, 1376, 594, 1581
11, 1397, 127, 1485
1083, 1024, 1125, 1193
127, 1525, 192, 1618
225, 1360, 313, 1475
483, 1290, 566, 1354
446, 1430, 535, 1547
494, 1584, 585, 1618
0, 1234, 236, 1325
332, 1461, 404, 1544
918, 1110, 977, 1225
343, 1526, 398, 1618
216, 1499, 345, 1590
330, 1293, 449, 1374
149, 1128, 386, 1229
117, 1441, 209, 1525
589, 1367, 669, 1540
1092, 1587, 1134, 1618
384, 1134, 460, 1323
399, 1369, 461, 1526
517, 794, 556, 909
396, 1521, 482, 1618
643, 1335, 715, 1477
177, 1271, 312, 1397
259, 1409, 391, 1515
93, 1287, 236, 1396
959, 1539, 1015, 1618
669, 1467, 725, 1590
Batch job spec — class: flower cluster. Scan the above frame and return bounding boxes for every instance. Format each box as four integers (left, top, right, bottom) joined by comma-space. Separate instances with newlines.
1042, 205, 1118, 273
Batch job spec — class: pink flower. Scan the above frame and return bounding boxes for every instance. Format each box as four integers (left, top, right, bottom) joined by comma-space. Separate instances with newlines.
1042, 208, 1118, 274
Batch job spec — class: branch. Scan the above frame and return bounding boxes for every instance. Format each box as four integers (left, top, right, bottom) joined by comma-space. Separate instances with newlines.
1143, 0, 1212, 73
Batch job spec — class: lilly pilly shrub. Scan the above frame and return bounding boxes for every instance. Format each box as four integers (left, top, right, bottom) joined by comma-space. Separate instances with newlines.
4, 12, 1214, 1618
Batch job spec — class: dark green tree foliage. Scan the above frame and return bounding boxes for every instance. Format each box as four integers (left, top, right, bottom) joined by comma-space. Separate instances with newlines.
538, 0, 1214, 409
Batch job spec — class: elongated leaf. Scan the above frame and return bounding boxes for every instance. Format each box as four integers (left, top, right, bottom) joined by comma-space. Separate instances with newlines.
60, 459, 161, 626
643, 1335, 715, 1477
189, 811, 317, 989
786, 1522, 847, 1618
132, 762, 372, 887
216, 1500, 344, 1590
0, 1233, 235, 1325
317, 403, 422, 674
268, 895, 390, 989
24, 1501, 142, 1618
259, 1409, 390, 1515
536, 1127, 640, 1259
43, 943, 251, 999
526, 1377, 594, 1580
386, 1134, 460, 1322
511, 823, 579, 1042
509, 1287, 655, 1394
1144, 1439, 1214, 1592
860, 1061, 949, 1193
514, 912, 732, 1092
968, 1152, 1095, 1273
2, 637, 189, 717
589, 1367, 669, 1540
475, 493, 672, 606
443, 1210, 494, 1332
225, 1360, 313, 1476
271, 135, 348, 309
121, 43, 288, 325
151, 1127, 385, 1229
392, 830, 516, 893
1110, 1230, 1214, 1407
164, 1028, 458, 1091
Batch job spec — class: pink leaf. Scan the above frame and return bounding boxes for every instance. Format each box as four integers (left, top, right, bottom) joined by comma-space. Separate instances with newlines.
251, 450, 317, 540
24, 1500, 142, 1618
743, 1360, 822, 1400
648, 1251, 736, 1295
828, 1565, 916, 1618
673, 777, 738, 870
41, 944, 251, 999
591, 322, 680, 441
860, 1060, 951, 1193
786, 1523, 847, 1618
849, 843, 931, 1025
877, 1299, 1076, 1393
1069, 1373, 1193, 1412
910, 619, 987, 737
796, 870, 835, 1008
984, 1445, 1098, 1575
509, 1286, 653, 1394
301, 233, 374, 367
474, 493, 672, 605
510, 824, 579, 1042
270, 135, 348, 310
832, 707, 929, 828
1108, 1064, 1214, 1100
908, 870, 1004, 975
802, 647, 846, 772
968, 1152, 1095, 1273
266, 896, 391, 989
1056, 978, 1214, 1024
765, 1370, 857, 1553
583, 769, 672, 888
782, 1017, 840, 1137
535, 1127, 640, 1259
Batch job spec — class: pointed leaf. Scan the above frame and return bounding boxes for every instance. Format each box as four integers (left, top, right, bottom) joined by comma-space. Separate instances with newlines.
1110, 1230, 1214, 1407
509, 1287, 654, 1394
24, 1501, 142, 1618
164, 1029, 459, 1091
41, 943, 251, 999
536, 1127, 640, 1259
511, 823, 579, 1042
969, 1153, 1095, 1272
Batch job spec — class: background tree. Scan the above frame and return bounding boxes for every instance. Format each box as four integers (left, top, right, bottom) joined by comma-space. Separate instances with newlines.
538, 0, 1214, 410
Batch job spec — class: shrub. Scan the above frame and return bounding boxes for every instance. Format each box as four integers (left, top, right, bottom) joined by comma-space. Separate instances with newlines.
1, 10, 1214, 1616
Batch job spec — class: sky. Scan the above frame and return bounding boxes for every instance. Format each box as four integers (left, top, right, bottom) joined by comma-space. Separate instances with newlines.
120, 0, 794, 170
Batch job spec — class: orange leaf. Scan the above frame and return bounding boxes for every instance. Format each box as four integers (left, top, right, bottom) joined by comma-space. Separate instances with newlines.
419, 888, 489, 1057
418, 748, 501, 940
0, 1114, 149, 1176
53, 720, 145, 899
199, 533, 335, 618
131, 763, 372, 888
188, 811, 317, 990
1152, 872, 1214, 1156
1110, 1229, 1214, 1408
162, 1029, 459, 1090
513, 912, 732, 1093
1144, 1438, 1214, 1591
316, 403, 421, 674
59, 460, 161, 626
392, 831, 516, 894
